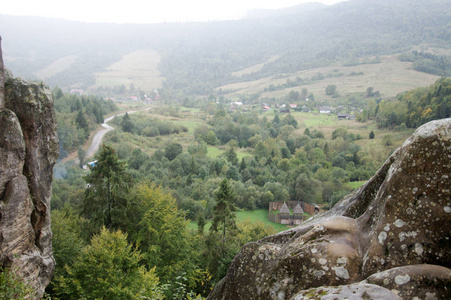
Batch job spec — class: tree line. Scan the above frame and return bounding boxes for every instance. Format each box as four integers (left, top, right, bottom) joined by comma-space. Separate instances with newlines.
357, 77, 451, 129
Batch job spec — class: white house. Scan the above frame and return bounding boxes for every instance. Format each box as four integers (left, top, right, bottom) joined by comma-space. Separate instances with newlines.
319, 106, 331, 114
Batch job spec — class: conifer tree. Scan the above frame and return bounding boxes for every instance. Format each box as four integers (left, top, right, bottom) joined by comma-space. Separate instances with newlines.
83, 144, 130, 229
75, 110, 89, 134
211, 179, 237, 246
239, 157, 247, 172
121, 112, 135, 132
226, 145, 238, 166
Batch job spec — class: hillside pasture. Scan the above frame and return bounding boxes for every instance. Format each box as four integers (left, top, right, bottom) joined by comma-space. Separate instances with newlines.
93, 49, 164, 93
219, 54, 441, 100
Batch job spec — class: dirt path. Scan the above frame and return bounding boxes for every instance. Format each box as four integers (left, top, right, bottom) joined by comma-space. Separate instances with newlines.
65, 108, 150, 164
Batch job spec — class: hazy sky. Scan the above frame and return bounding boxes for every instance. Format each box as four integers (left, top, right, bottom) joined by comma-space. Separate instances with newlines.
2, 0, 346, 24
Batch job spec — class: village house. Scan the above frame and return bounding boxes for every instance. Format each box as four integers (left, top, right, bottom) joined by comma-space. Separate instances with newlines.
70, 89, 84, 96
262, 105, 271, 112
269, 201, 319, 225
337, 113, 356, 120
319, 106, 331, 114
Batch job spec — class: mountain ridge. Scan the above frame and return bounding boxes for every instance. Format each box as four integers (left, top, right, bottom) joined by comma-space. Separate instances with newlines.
0, 0, 450, 96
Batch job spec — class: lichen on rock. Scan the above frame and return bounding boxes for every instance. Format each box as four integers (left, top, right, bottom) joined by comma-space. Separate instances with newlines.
207, 119, 451, 300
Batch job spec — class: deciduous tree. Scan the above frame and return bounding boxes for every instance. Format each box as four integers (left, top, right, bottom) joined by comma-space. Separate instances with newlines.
54, 227, 163, 300
164, 143, 183, 161
325, 84, 337, 95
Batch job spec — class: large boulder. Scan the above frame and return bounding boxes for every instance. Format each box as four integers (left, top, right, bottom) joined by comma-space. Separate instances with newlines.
208, 118, 451, 300
0, 37, 59, 299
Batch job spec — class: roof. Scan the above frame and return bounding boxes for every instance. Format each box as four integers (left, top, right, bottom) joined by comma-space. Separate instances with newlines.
279, 202, 290, 214
293, 202, 304, 214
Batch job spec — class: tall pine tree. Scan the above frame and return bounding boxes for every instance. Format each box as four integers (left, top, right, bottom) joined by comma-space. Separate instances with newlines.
211, 179, 237, 246
83, 144, 130, 229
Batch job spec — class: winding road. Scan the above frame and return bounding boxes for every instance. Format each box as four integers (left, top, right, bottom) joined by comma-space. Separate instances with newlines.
84, 108, 149, 160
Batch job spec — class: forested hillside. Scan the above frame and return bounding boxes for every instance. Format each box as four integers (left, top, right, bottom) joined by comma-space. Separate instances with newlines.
1, 0, 450, 96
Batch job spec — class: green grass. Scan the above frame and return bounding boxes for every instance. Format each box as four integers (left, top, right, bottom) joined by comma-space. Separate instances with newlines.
180, 107, 202, 113
207, 147, 225, 158
172, 120, 200, 135
291, 112, 338, 127
348, 181, 367, 189
207, 146, 252, 160
187, 220, 211, 231
237, 151, 252, 160
236, 209, 290, 232
187, 209, 289, 232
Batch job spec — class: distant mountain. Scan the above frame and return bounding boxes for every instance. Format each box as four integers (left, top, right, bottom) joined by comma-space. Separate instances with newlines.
244, 3, 328, 19
0, 0, 450, 96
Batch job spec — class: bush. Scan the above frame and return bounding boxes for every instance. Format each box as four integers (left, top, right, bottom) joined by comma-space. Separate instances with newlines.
0, 267, 32, 299
382, 134, 394, 146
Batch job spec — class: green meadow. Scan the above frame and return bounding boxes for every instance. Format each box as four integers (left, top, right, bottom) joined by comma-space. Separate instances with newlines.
187, 209, 290, 233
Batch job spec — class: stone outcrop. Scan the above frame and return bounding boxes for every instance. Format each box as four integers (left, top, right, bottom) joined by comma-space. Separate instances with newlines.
208, 118, 451, 299
0, 37, 59, 298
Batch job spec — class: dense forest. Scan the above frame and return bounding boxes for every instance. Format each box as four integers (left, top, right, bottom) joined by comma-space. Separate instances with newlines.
1, 0, 450, 97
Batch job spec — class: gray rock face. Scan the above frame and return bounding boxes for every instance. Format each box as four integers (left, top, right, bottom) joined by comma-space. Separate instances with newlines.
0, 37, 4, 108
0, 38, 58, 299
208, 118, 451, 300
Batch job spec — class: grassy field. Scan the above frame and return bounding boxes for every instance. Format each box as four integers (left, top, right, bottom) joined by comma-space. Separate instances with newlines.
235, 209, 290, 232
93, 49, 163, 92
218, 54, 440, 100
349, 181, 367, 189
291, 112, 338, 127
207, 146, 224, 158
187, 209, 290, 233
172, 119, 201, 135
207, 146, 252, 160
285, 111, 415, 162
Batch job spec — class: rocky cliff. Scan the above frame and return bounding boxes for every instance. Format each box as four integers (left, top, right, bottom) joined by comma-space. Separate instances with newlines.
208, 118, 451, 299
0, 37, 59, 298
